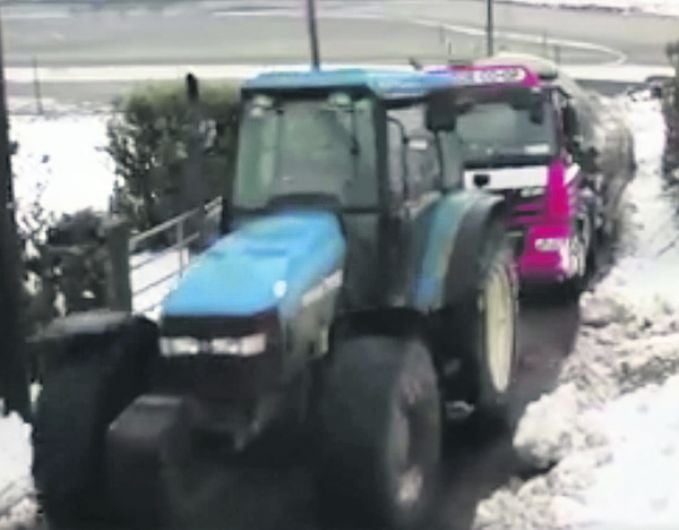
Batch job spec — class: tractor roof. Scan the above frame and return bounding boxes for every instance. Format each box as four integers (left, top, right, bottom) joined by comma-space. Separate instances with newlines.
243, 68, 454, 100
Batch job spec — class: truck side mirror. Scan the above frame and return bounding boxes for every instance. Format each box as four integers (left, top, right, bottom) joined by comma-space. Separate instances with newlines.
562, 104, 579, 139
580, 146, 599, 173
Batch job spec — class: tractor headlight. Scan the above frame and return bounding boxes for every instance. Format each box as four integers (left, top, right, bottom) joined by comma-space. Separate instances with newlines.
160, 337, 201, 356
159, 334, 267, 357
211, 333, 267, 357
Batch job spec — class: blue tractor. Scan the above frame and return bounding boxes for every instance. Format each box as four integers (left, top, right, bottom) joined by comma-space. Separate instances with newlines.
32, 69, 519, 530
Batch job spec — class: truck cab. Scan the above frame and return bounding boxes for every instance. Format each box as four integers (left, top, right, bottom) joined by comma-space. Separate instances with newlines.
435, 58, 608, 293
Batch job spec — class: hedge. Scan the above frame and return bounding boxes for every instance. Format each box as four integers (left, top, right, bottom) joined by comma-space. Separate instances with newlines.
107, 80, 240, 232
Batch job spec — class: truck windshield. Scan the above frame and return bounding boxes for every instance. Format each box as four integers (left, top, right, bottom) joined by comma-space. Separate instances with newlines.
456, 93, 558, 169
234, 94, 377, 209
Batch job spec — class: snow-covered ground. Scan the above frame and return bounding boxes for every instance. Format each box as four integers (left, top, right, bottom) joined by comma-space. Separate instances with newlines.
9, 111, 203, 319
504, 0, 679, 17
474, 94, 679, 530
0, 413, 36, 530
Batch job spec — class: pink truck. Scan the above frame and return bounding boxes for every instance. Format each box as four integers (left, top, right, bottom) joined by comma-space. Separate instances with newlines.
432, 56, 634, 295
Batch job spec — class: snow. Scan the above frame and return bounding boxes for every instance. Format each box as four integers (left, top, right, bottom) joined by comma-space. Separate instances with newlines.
503, 0, 679, 17
9, 111, 219, 320
11, 114, 116, 218
474, 95, 679, 530
0, 413, 36, 530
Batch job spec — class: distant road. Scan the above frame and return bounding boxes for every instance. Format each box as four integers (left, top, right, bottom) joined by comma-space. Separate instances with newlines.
4, 0, 676, 66
2, 0, 675, 107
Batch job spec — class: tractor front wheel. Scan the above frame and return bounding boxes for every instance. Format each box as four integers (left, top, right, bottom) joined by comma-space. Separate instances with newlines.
32, 316, 157, 527
318, 336, 441, 530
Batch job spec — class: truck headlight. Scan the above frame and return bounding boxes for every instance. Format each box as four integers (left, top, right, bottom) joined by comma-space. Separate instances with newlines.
520, 186, 545, 198
211, 334, 267, 357
535, 237, 568, 252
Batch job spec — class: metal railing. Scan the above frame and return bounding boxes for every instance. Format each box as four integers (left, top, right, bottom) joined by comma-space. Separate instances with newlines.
129, 198, 222, 317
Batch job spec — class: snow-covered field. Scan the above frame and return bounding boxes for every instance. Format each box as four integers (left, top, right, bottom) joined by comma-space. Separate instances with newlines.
504, 0, 679, 17
11, 114, 115, 217
10, 112, 196, 318
474, 94, 679, 530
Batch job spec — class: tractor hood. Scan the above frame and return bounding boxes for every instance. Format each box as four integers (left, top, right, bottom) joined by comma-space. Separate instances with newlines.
161, 211, 346, 319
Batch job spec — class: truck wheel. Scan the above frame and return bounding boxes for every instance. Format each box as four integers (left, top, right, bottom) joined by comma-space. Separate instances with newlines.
32, 319, 157, 527
318, 337, 441, 530
561, 227, 592, 300
442, 225, 518, 431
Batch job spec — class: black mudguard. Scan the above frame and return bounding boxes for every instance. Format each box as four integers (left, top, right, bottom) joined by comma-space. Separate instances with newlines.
38, 311, 158, 374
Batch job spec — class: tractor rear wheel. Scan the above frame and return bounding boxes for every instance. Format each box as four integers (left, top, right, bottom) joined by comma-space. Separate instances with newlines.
32, 317, 157, 527
318, 336, 441, 530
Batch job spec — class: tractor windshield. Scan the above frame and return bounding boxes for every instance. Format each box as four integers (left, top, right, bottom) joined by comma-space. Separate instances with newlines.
234, 93, 377, 209
455, 88, 558, 169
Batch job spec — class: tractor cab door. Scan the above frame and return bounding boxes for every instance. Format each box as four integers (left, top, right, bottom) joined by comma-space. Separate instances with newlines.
385, 105, 443, 305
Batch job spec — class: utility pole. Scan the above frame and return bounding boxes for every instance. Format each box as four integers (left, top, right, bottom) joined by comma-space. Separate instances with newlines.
305, 0, 321, 70
0, 15, 30, 419
486, 0, 495, 57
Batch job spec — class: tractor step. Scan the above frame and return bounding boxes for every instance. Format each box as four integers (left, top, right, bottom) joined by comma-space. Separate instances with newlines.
107, 394, 191, 528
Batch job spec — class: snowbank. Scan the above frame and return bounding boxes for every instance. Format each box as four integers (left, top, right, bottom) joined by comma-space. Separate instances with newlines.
473, 95, 679, 529
503, 0, 679, 17
0, 413, 36, 530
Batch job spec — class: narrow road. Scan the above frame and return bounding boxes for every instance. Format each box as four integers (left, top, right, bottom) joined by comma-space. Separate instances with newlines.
3, 0, 675, 107
33, 297, 578, 530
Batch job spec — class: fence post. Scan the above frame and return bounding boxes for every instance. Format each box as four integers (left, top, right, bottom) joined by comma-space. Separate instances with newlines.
103, 216, 132, 312
184, 73, 207, 253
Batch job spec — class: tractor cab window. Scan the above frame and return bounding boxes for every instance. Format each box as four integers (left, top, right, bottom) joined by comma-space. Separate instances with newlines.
387, 105, 441, 200
234, 93, 377, 210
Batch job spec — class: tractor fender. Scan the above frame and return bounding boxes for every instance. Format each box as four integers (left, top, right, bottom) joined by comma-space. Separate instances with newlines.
443, 193, 507, 306
412, 191, 506, 312
37, 311, 158, 372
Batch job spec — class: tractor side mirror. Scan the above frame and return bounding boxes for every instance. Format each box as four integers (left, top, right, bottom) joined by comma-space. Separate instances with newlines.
426, 90, 458, 132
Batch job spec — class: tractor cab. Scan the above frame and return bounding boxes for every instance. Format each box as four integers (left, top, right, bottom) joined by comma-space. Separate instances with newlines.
211, 69, 465, 313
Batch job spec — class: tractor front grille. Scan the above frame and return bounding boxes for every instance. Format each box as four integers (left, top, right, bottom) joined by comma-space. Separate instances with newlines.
155, 312, 282, 402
